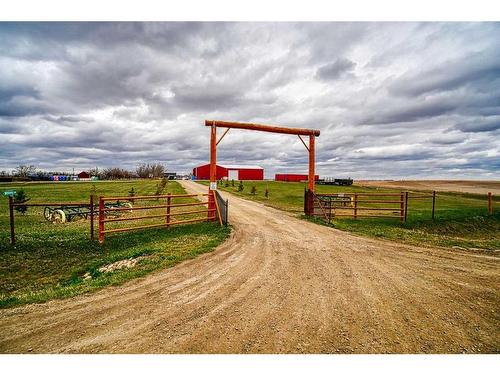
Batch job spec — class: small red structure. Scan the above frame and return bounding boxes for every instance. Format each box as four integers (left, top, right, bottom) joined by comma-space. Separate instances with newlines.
275, 173, 319, 182
193, 164, 264, 180
78, 171, 90, 179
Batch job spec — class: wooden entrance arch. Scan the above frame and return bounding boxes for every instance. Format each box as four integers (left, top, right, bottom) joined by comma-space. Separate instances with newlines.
205, 120, 320, 216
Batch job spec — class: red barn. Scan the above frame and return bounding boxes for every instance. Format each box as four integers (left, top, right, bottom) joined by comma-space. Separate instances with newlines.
275, 173, 319, 182
193, 164, 264, 180
78, 171, 90, 179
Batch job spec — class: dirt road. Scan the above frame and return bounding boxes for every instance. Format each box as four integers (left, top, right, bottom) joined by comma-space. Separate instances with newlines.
357, 180, 500, 195
0, 180, 499, 353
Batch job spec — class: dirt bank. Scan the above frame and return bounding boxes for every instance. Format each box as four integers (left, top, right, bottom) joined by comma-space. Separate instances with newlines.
357, 180, 500, 195
0, 180, 498, 353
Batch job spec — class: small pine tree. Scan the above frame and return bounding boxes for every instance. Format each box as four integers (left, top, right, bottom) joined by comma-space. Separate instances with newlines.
231, 179, 235, 187
14, 189, 29, 214
251, 185, 257, 195
155, 178, 168, 199
265, 187, 269, 199
238, 180, 244, 192
128, 187, 136, 203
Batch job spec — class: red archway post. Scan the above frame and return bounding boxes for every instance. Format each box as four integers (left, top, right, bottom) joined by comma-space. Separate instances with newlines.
306, 134, 316, 215
208, 122, 217, 220
205, 120, 320, 216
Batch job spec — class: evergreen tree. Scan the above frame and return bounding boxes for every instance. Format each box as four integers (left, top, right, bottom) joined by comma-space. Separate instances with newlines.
14, 189, 29, 214
128, 187, 136, 203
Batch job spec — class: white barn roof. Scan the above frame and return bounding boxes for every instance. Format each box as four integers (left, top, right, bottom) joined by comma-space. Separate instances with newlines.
219, 164, 263, 170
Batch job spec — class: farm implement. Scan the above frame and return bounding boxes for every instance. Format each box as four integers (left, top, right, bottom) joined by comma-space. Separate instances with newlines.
44, 201, 133, 223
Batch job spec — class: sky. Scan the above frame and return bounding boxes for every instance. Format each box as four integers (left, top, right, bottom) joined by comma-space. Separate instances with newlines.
0, 22, 499, 179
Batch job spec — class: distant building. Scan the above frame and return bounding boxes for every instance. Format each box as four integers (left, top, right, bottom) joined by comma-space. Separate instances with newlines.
163, 172, 177, 180
193, 164, 264, 180
78, 171, 90, 179
275, 173, 319, 182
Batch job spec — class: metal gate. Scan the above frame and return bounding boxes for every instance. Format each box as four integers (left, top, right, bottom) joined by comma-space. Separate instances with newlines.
311, 192, 407, 223
214, 190, 229, 226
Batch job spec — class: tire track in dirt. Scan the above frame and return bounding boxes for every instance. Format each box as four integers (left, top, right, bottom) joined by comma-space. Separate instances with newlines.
0, 180, 498, 353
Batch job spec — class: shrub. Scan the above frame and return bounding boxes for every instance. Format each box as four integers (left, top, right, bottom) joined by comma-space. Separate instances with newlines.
265, 188, 269, 199
155, 178, 168, 195
251, 186, 257, 195
238, 181, 244, 192
14, 189, 29, 214
128, 187, 136, 203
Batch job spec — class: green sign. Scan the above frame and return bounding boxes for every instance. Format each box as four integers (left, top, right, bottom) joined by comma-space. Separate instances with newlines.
3, 191, 16, 197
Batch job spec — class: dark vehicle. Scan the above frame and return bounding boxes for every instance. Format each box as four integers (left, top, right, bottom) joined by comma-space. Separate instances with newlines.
317, 177, 353, 186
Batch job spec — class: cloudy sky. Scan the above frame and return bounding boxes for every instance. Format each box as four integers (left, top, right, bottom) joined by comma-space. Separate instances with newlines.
0, 22, 499, 179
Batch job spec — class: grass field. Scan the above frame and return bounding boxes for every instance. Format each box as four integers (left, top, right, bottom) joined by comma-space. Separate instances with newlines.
199, 180, 500, 251
0, 180, 230, 308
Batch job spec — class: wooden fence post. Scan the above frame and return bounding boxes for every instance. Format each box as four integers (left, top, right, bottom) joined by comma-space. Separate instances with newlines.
90, 194, 94, 241
328, 196, 332, 224
98, 197, 104, 244
488, 192, 493, 215
9, 196, 15, 246
432, 191, 436, 220
400, 192, 404, 223
166, 193, 171, 227
354, 193, 358, 219
404, 191, 408, 223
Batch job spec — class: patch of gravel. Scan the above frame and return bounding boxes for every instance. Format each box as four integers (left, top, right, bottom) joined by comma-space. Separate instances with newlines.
83, 256, 149, 280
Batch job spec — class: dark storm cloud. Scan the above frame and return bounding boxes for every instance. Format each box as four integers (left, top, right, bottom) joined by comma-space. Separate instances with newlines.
0, 22, 499, 178
454, 116, 500, 133
360, 99, 457, 125
389, 50, 500, 97
316, 58, 356, 81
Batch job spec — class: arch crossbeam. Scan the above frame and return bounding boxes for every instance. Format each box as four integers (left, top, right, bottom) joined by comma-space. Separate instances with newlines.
205, 120, 320, 216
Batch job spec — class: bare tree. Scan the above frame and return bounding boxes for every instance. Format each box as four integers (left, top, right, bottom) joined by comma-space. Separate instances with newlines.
88, 167, 99, 177
150, 163, 165, 178
14, 165, 36, 177
136, 163, 165, 178
136, 163, 150, 178
100, 167, 133, 180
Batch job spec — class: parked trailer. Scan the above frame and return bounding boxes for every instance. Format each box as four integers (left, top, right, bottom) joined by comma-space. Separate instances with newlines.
275, 174, 319, 182
317, 177, 353, 186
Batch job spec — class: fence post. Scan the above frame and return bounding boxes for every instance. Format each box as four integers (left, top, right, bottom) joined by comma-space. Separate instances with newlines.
328, 197, 332, 224
166, 193, 171, 227
225, 199, 229, 226
432, 191, 436, 220
488, 192, 493, 215
354, 193, 358, 219
90, 194, 94, 241
9, 196, 15, 246
400, 192, 404, 222
98, 196, 104, 244
404, 191, 408, 223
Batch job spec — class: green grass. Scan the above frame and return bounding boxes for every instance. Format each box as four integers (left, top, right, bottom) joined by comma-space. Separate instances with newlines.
199, 180, 499, 251
0, 180, 230, 308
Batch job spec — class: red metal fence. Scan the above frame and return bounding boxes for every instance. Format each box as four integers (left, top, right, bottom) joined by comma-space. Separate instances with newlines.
310, 190, 496, 223
98, 192, 215, 243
